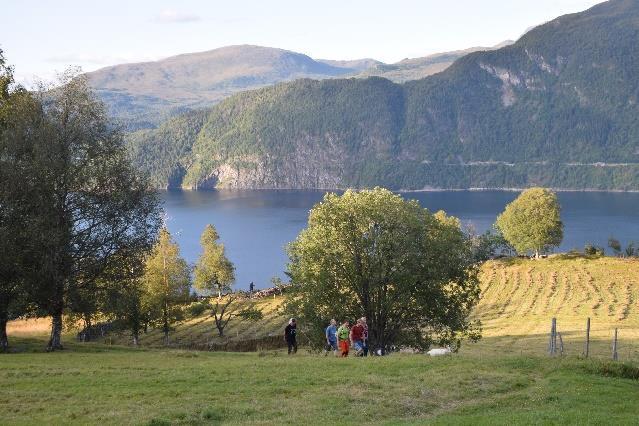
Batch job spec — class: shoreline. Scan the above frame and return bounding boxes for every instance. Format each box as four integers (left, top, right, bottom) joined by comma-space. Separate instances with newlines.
159, 186, 639, 194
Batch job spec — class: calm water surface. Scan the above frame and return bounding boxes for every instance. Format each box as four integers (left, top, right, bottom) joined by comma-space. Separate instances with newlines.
162, 190, 639, 290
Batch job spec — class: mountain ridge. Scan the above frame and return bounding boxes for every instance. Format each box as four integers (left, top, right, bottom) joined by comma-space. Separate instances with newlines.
88, 43, 507, 129
128, 0, 639, 191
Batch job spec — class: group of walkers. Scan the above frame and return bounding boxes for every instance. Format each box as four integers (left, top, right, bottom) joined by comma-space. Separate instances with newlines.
325, 317, 369, 357
283, 317, 370, 356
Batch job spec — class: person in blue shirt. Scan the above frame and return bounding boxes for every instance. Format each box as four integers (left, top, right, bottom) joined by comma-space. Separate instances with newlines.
325, 319, 338, 356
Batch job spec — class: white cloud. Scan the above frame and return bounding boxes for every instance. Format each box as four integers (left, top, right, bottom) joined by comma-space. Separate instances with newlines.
155, 9, 201, 23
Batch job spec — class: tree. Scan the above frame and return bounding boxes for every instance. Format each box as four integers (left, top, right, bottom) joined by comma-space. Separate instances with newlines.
18, 70, 162, 351
142, 228, 191, 345
495, 188, 563, 258
0, 50, 44, 350
608, 237, 622, 257
210, 295, 237, 337
286, 188, 481, 352
194, 224, 235, 299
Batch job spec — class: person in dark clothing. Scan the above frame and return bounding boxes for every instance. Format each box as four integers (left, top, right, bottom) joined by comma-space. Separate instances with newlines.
249, 282, 254, 297
284, 318, 297, 354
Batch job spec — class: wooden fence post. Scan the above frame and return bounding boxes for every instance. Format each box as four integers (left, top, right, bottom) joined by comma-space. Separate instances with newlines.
585, 317, 590, 358
549, 317, 557, 356
612, 328, 618, 361
558, 332, 564, 356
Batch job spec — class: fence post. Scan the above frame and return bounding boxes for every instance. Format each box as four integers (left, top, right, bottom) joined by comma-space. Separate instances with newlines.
585, 317, 590, 358
558, 332, 564, 356
612, 328, 618, 361
549, 317, 557, 356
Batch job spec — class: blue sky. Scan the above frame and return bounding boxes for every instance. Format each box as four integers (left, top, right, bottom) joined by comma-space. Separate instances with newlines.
2, 0, 603, 84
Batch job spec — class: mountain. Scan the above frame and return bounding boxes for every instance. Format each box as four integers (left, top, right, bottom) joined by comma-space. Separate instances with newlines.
88, 45, 361, 129
88, 45, 508, 130
357, 43, 513, 83
129, 0, 639, 191
318, 58, 383, 72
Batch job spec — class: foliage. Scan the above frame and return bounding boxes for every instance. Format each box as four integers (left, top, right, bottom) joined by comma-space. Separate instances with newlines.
210, 295, 237, 337
470, 228, 515, 262
1, 63, 161, 351
286, 188, 481, 352
193, 224, 235, 298
0, 48, 32, 351
584, 243, 604, 256
608, 237, 622, 256
142, 228, 191, 345
186, 300, 212, 319
496, 188, 563, 257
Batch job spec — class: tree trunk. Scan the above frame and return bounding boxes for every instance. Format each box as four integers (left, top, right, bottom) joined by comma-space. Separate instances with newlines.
0, 312, 8, 352
47, 310, 64, 351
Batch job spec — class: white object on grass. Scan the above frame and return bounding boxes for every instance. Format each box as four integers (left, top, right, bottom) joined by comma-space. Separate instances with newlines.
426, 347, 451, 356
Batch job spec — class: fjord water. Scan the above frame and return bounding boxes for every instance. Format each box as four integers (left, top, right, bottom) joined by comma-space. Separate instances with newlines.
162, 190, 639, 290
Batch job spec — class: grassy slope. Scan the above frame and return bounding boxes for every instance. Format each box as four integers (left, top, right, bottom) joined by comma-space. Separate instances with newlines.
82, 256, 638, 361
474, 255, 639, 360
11, 255, 639, 359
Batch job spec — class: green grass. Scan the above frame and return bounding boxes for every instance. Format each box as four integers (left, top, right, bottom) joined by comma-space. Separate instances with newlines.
1, 339, 638, 425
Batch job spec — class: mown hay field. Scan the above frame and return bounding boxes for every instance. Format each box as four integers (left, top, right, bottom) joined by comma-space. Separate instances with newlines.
474, 255, 639, 360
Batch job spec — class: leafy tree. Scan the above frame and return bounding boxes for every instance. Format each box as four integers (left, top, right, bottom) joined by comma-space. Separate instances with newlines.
584, 244, 604, 257
142, 228, 191, 345
286, 188, 481, 352
625, 242, 636, 258
470, 228, 515, 262
0, 50, 46, 350
210, 295, 237, 337
0, 49, 22, 350
18, 71, 162, 351
495, 188, 563, 258
194, 224, 235, 299
608, 237, 622, 257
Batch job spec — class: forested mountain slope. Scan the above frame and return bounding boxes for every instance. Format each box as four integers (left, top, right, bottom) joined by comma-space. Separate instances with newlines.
89, 44, 504, 130
130, 0, 639, 190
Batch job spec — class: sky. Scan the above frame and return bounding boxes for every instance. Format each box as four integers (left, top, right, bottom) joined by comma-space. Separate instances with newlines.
2, 0, 603, 85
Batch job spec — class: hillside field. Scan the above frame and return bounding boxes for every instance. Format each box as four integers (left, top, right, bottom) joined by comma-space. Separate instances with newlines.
4, 255, 639, 424
12, 255, 629, 361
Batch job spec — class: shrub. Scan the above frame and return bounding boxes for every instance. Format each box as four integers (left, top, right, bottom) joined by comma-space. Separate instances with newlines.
584, 244, 604, 256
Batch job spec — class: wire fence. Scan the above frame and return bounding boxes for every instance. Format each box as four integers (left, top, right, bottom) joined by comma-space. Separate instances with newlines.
545, 317, 639, 362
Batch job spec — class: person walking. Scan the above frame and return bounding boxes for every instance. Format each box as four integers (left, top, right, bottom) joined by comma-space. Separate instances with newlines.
360, 317, 369, 356
325, 319, 338, 356
336, 320, 350, 357
350, 319, 365, 356
284, 318, 297, 354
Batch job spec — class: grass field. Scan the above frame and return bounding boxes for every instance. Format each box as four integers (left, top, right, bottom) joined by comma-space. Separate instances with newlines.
3, 255, 639, 424
2, 340, 639, 425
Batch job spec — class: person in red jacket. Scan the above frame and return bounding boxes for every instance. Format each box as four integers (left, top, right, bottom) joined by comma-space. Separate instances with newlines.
350, 318, 365, 356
